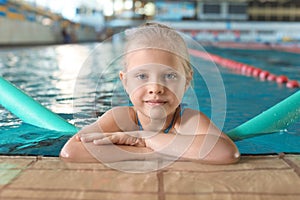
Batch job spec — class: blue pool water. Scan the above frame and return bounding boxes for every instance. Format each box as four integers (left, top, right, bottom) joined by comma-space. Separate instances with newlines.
0, 43, 299, 156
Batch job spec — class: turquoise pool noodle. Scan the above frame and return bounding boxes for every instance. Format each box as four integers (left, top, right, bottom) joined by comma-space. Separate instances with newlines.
0, 77, 78, 133
227, 90, 300, 141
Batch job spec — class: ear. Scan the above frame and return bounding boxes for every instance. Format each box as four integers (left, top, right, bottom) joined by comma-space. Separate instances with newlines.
119, 71, 128, 91
185, 71, 193, 91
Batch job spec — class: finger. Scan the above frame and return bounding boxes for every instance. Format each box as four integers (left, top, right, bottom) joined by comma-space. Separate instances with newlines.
80, 133, 105, 143
75, 135, 81, 141
125, 136, 138, 146
93, 136, 115, 145
94, 134, 122, 145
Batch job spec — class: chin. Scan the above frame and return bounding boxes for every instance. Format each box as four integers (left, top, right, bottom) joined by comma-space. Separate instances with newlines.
147, 106, 167, 119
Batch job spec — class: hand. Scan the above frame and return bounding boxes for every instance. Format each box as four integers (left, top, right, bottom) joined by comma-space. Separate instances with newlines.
79, 132, 146, 147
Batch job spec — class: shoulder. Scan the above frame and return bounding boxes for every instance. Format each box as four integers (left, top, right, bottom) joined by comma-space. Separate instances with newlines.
102, 106, 135, 116
181, 108, 210, 122
97, 106, 138, 132
99, 106, 135, 117
175, 108, 212, 135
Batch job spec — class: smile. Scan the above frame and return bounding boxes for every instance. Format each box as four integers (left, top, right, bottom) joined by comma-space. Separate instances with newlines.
145, 100, 167, 106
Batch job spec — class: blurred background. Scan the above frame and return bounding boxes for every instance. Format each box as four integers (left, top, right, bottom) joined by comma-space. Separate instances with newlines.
1, 0, 300, 46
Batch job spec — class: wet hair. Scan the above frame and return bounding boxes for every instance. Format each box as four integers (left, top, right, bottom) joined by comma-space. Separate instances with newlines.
124, 22, 193, 80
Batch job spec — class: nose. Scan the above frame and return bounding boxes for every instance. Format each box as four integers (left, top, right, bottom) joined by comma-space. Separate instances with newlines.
148, 84, 164, 95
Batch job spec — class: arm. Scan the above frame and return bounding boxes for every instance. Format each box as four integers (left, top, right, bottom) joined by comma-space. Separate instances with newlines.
61, 108, 240, 164
141, 109, 239, 164
60, 134, 156, 163
60, 107, 156, 163
145, 133, 240, 164
68, 129, 239, 164
60, 120, 108, 163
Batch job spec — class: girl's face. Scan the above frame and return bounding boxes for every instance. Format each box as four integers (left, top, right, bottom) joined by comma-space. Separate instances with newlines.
120, 49, 189, 119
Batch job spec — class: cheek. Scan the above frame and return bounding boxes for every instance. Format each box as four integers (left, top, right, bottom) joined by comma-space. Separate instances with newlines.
126, 80, 146, 96
129, 87, 144, 103
165, 82, 186, 100
168, 90, 184, 106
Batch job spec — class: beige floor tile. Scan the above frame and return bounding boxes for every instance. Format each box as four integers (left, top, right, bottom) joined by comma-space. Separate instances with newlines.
31, 158, 179, 173
164, 169, 300, 194
0, 156, 36, 169
2, 155, 300, 200
285, 155, 300, 167
107, 160, 171, 172
0, 156, 36, 188
0, 169, 22, 188
31, 157, 169, 172
7, 169, 158, 192
166, 194, 300, 200
1, 188, 158, 200
166, 156, 289, 172
31, 156, 108, 170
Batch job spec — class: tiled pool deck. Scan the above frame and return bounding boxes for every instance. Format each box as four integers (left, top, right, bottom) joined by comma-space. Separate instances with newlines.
1, 154, 300, 200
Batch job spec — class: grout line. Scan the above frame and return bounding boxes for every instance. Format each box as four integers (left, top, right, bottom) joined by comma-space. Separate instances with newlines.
2, 187, 158, 195
7, 166, 293, 173
164, 167, 291, 174
157, 170, 165, 200
0, 196, 159, 200
281, 157, 300, 178
0, 157, 38, 192
27, 167, 114, 172
2, 194, 300, 200
164, 191, 300, 196
4, 187, 300, 196
25, 167, 291, 173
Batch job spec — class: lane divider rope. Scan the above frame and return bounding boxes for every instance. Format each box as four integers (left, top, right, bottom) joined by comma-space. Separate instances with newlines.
189, 49, 299, 88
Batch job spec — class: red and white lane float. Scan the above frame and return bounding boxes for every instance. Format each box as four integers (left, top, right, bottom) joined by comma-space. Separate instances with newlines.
188, 49, 299, 89
286, 80, 300, 88
276, 75, 288, 84
259, 71, 270, 80
267, 74, 277, 81
252, 68, 262, 77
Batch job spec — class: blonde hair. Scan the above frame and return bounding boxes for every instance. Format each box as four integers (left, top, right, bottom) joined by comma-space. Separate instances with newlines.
124, 22, 193, 80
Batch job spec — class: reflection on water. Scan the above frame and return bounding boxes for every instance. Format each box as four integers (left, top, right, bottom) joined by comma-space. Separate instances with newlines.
0, 43, 299, 156
52, 45, 92, 113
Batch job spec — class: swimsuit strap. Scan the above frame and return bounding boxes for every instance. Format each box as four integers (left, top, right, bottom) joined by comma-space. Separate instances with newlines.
136, 113, 144, 131
180, 103, 186, 117
136, 106, 180, 134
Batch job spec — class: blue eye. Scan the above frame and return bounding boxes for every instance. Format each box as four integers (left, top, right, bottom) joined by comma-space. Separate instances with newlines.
165, 73, 177, 80
136, 73, 148, 80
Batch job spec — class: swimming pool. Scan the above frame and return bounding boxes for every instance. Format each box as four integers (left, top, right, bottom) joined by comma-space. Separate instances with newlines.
0, 42, 299, 156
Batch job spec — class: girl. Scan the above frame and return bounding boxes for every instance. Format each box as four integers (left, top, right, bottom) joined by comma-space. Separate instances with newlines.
60, 22, 240, 164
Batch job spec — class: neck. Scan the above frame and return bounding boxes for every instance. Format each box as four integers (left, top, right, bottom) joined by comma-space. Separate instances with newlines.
136, 108, 177, 132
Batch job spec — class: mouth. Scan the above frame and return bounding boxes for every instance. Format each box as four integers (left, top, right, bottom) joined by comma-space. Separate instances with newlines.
144, 100, 167, 106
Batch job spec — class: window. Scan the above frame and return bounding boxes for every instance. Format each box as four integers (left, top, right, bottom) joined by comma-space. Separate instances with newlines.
203, 4, 221, 14
228, 4, 247, 14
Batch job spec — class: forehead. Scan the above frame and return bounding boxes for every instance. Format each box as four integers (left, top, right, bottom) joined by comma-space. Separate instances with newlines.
125, 49, 184, 72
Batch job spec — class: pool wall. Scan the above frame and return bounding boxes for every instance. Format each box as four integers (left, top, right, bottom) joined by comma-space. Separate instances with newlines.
0, 1, 98, 45
0, 17, 98, 45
